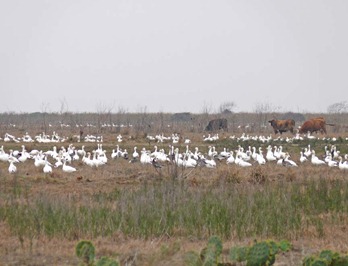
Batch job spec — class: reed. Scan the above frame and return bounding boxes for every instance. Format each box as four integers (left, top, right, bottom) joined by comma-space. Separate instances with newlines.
1, 176, 348, 243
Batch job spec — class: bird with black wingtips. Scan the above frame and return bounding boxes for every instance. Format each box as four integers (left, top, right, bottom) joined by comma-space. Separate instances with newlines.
151, 157, 162, 169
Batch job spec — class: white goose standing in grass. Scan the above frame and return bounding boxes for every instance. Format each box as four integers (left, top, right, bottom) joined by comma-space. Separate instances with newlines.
226, 152, 235, 164
300, 151, 308, 163
132, 147, 139, 160
34, 153, 47, 168
338, 156, 348, 170
43, 158, 53, 174
8, 159, 17, 173
255, 148, 266, 165
62, 160, 77, 173
98, 150, 108, 164
304, 145, 312, 157
282, 153, 298, 167
54, 154, 63, 168
327, 156, 338, 168
202, 156, 216, 168
235, 155, 252, 167
266, 145, 277, 162
0, 146, 10, 162
311, 150, 326, 165
77, 145, 86, 157
183, 155, 197, 168
140, 148, 151, 164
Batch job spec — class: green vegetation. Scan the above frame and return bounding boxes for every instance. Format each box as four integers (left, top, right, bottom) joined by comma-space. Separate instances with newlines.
1, 178, 348, 243
303, 249, 348, 266
229, 239, 292, 266
184, 237, 292, 266
75, 240, 119, 266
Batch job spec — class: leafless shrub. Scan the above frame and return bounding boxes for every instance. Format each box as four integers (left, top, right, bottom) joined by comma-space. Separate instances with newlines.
249, 166, 267, 184
217, 167, 243, 184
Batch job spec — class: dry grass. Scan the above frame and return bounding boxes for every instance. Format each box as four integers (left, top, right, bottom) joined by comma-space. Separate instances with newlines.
1, 124, 348, 265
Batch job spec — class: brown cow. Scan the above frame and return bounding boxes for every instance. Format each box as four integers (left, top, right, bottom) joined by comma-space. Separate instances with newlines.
299, 117, 334, 134
268, 119, 295, 134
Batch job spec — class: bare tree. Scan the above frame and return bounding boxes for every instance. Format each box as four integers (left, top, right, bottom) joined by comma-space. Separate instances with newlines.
96, 102, 114, 132
327, 101, 348, 113
59, 98, 69, 115
40, 102, 50, 132
219, 101, 236, 114
253, 102, 280, 131
201, 101, 213, 115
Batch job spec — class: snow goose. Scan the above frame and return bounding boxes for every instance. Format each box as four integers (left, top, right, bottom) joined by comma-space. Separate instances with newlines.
282, 153, 298, 167
54, 154, 63, 168
34, 154, 47, 168
62, 160, 77, 173
111, 149, 118, 159
183, 155, 197, 168
43, 159, 53, 174
338, 157, 348, 170
327, 157, 338, 168
140, 148, 151, 164
91, 151, 105, 167
266, 145, 277, 162
311, 150, 326, 165
226, 152, 235, 164
236, 155, 252, 167
202, 156, 216, 168
73, 150, 80, 161
256, 148, 266, 165
300, 151, 308, 163
8, 159, 17, 174
77, 146, 86, 157
304, 145, 312, 157
132, 147, 139, 160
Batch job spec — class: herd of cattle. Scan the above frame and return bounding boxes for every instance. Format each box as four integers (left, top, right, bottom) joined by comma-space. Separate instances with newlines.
206, 117, 335, 135
268, 117, 334, 135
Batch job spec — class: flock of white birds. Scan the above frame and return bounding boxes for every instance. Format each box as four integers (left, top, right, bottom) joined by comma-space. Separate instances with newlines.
1, 130, 348, 175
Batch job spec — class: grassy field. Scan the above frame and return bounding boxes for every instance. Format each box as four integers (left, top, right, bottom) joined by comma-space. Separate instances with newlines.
1, 124, 348, 265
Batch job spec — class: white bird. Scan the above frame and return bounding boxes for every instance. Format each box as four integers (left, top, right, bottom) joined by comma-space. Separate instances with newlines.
62, 160, 77, 173
43, 159, 53, 174
282, 153, 298, 167
266, 145, 277, 162
226, 152, 235, 164
0, 146, 10, 162
8, 158, 17, 173
54, 155, 63, 168
304, 145, 312, 157
34, 154, 47, 168
132, 146, 139, 159
311, 150, 326, 165
300, 151, 308, 163
140, 149, 152, 164
202, 157, 216, 168
338, 157, 348, 170
77, 145, 86, 157
73, 150, 80, 161
183, 155, 197, 168
255, 148, 266, 165
235, 155, 252, 167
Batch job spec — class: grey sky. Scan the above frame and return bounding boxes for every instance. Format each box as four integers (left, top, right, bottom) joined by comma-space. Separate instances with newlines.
1, 0, 347, 113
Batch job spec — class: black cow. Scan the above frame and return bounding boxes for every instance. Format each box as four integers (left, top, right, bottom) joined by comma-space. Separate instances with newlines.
205, 118, 228, 132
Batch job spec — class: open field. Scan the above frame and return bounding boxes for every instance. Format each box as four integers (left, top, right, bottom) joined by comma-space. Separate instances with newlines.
1, 112, 348, 265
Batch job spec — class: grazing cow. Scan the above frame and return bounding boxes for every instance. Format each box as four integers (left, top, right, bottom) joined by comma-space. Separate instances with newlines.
205, 118, 228, 132
268, 119, 295, 134
299, 117, 334, 134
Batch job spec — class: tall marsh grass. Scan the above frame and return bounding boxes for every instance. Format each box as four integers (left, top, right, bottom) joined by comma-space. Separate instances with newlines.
1, 178, 348, 242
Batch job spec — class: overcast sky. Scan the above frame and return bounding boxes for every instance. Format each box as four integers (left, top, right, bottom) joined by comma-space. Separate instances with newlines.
1, 0, 347, 113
